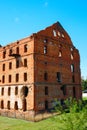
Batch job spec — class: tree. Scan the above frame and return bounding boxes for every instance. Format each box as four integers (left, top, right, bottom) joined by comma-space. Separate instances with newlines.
81, 78, 87, 90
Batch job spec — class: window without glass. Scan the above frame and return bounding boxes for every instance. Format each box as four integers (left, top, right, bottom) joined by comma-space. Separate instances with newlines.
24, 44, 27, 52
61, 85, 66, 95
57, 72, 61, 82
71, 47, 73, 51
45, 87, 48, 95
44, 39, 48, 43
2, 63, 5, 71
7, 101, 10, 109
59, 51, 62, 57
16, 73, 19, 82
9, 62, 12, 69
24, 73, 27, 81
58, 31, 61, 36
3, 51, 6, 58
73, 86, 76, 98
9, 49, 12, 56
2, 75, 5, 83
16, 47, 19, 54
44, 72, 48, 80
72, 75, 75, 83
53, 30, 57, 37
24, 59, 27, 67
44, 46, 47, 54
16, 59, 20, 68
14, 101, 18, 110
71, 64, 74, 72
71, 53, 74, 60
1, 88, 4, 96
1, 100, 4, 109
45, 100, 48, 110
8, 87, 11, 96
15, 86, 18, 95
9, 75, 12, 83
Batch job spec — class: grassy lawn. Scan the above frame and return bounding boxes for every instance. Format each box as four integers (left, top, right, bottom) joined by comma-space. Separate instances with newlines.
0, 115, 63, 130
0, 98, 87, 130
0, 112, 87, 130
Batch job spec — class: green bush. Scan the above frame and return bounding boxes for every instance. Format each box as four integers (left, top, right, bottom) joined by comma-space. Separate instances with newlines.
51, 98, 87, 130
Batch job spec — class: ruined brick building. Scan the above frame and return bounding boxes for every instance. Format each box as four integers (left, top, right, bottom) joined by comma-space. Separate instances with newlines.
0, 22, 82, 121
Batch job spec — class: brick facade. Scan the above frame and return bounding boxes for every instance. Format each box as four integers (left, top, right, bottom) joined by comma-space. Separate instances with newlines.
0, 22, 82, 121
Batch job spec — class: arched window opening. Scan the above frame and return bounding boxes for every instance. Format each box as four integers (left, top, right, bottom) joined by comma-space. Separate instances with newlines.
53, 30, 57, 37
21, 86, 28, 98
71, 64, 74, 72
61, 85, 66, 96
7, 101, 10, 110
14, 101, 18, 110
15, 86, 18, 95
45, 100, 48, 110
59, 51, 62, 57
8, 87, 11, 96
22, 99, 27, 111
73, 87, 76, 98
1, 87, 4, 95
1, 100, 4, 109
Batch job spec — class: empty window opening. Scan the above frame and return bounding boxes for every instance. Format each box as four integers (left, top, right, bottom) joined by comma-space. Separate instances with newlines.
9, 75, 12, 83
44, 72, 48, 80
2, 63, 5, 71
1, 100, 4, 109
57, 72, 62, 82
44, 46, 47, 54
73, 87, 76, 98
7, 101, 10, 110
45, 87, 48, 95
72, 75, 75, 83
2, 75, 5, 83
61, 85, 66, 95
22, 99, 27, 111
16, 73, 19, 82
58, 31, 61, 36
71, 47, 73, 51
9, 62, 12, 69
53, 30, 57, 37
24, 73, 27, 81
16, 59, 20, 68
45, 100, 48, 110
71, 53, 74, 60
14, 101, 18, 110
24, 44, 27, 52
3, 51, 6, 58
9, 49, 12, 56
62, 34, 64, 38
44, 39, 48, 43
8, 87, 11, 96
16, 47, 19, 54
21, 86, 28, 98
15, 86, 18, 95
59, 51, 62, 57
1, 88, 4, 96
71, 64, 74, 72
24, 59, 27, 67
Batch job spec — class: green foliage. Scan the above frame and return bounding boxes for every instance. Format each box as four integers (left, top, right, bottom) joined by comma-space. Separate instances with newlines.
51, 98, 87, 130
81, 78, 87, 90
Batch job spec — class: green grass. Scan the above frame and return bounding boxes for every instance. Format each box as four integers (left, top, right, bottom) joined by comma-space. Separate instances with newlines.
0, 111, 87, 130
0, 115, 63, 130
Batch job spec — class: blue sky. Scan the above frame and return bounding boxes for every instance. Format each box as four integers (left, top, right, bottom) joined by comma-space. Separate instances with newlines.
0, 0, 87, 79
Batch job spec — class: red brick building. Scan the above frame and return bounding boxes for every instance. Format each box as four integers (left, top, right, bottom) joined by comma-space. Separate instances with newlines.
0, 22, 82, 121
